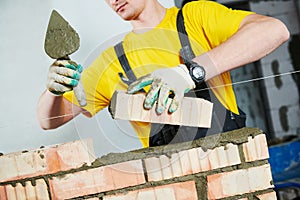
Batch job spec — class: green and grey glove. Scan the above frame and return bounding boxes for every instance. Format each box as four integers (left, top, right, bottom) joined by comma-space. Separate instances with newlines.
46, 60, 86, 106
127, 64, 195, 114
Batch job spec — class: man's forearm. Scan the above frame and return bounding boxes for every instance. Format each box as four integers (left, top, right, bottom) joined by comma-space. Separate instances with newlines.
37, 90, 79, 130
193, 14, 290, 80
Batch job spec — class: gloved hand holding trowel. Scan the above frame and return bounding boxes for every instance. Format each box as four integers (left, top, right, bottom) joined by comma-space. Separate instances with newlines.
44, 10, 86, 107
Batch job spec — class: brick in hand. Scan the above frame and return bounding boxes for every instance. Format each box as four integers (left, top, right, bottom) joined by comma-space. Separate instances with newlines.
109, 90, 213, 128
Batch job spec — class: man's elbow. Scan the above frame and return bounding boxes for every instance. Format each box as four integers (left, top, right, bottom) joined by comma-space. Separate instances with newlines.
38, 118, 63, 130
274, 18, 290, 44
39, 122, 57, 130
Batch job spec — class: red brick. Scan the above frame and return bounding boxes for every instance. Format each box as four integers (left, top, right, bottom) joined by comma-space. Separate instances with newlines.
0, 139, 95, 182
198, 148, 211, 172
179, 150, 193, 175
0, 179, 49, 200
207, 144, 241, 170
44, 139, 95, 173
170, 153, 183, 177
5, 185, 16, 200
15, 183, 26, 199
49, 160, 145, 199
243, 134, 269, 162
110, 90, 213, 128
144, 157, 163, 181
207, 164, 274, 199
35, 179, 50, 199
187, 148, 201, 174
24, 182, 36, 199
256, 191, 277, 200
0, 151, 44, 182
0, 186, 7, 200
159, 155, 173, 180
145, 144, 241, 182
103, 181, 197, 200
225, 143, 241, 165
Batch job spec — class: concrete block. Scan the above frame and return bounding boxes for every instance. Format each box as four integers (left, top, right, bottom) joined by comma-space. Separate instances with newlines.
269, 105, 300, 133
250, 0, 300, 34
274, 127, 300, 139
264, 82, 299, 110
260, 59, 296, 88
110, 90, 213, 128
276, 12, 300, 35
250, 0, 295, 16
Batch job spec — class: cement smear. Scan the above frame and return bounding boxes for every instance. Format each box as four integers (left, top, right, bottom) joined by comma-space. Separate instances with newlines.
44, 10, 80, 59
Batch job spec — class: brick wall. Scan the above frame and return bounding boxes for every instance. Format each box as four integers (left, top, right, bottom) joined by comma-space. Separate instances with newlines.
0, 128, 276, 199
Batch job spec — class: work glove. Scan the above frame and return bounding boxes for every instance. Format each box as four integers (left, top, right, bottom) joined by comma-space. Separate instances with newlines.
46, 60, 82, 95
47, 59, 87, 106
127, 64, 195, 114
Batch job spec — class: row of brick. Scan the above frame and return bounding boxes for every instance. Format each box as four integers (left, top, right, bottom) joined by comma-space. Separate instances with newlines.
0, 131, 268, 184
0, 179, 49, 200
0, 139, 95, 183
0, 165, 275, 200
0, 164, 274, 200
0, 128, 274, 199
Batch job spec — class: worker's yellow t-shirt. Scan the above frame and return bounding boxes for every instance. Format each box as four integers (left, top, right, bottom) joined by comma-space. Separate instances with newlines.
63, 1, 254, 147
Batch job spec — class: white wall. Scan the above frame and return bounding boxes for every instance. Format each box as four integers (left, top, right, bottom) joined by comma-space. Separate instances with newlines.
0, 0, 174, 157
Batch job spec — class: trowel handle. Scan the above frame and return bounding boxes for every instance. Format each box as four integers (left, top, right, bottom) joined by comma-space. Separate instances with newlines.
60, 56, 87, 107
74, 80, 87, 107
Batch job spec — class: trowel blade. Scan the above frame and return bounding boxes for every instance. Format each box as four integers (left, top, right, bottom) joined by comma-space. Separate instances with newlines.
44, 10, 80, 59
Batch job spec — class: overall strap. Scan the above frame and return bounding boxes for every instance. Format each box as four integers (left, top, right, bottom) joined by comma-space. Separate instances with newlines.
176, 9, 195, 61
114, 41, 138, 85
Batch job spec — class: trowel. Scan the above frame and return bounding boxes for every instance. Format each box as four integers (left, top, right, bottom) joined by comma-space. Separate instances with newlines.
44, 10, 86, 107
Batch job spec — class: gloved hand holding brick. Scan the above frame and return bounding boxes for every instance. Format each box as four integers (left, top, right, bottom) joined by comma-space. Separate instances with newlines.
127, 64, 195, 114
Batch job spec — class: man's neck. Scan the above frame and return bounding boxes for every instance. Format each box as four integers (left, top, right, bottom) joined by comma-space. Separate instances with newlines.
130, 3, 167, 34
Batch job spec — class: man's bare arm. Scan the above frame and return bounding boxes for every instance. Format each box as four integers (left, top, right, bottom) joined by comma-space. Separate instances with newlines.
193, 14, 290, 80
37, 90, 86, 130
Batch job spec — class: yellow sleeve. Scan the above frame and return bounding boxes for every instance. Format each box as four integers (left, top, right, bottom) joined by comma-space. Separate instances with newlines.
183, 0, 255, 48
63, 47, 123, 117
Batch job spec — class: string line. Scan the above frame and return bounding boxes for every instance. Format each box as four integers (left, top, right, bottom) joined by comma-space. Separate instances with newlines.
1, 69, 299, 127
191, 70, 300, 93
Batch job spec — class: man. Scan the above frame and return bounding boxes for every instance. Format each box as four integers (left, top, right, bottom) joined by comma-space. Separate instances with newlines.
37, 0, 289, 148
